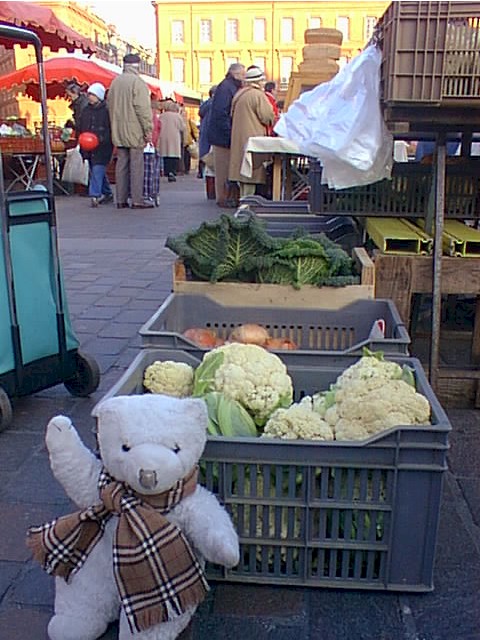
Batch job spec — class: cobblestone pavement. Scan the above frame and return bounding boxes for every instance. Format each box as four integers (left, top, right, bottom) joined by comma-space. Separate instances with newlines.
0, 174, 479, 640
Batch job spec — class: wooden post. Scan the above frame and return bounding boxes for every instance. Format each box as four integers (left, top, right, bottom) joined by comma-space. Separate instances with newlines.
272, 156, 282, 201
430, 139, 446, 390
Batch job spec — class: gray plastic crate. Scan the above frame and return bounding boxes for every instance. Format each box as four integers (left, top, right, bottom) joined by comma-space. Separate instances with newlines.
96, 348, 450, 592
139, 293, 410, 355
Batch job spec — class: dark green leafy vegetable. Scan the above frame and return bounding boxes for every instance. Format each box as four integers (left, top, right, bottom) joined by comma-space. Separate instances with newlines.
256, 234, 357, 289
166, 213, 280, 282
166, 212, 359, 288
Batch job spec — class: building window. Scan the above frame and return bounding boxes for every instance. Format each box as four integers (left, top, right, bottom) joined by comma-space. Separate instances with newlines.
253, 18, 266, 42
199, 58, 212, 84
172, 57, 185, 82
280, 56, 293, 86
281, 17, 294, 42
253, 57, 266, 71
199, 19, 212, 43
364, 16, 377, 42
226, 19, 239, 42
172, 20, 184, 44
309, 17, 322, 29
225, 56, 238, 70
336, 16, 350, 41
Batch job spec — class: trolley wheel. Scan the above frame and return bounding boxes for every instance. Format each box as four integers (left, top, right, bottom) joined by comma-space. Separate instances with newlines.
0, 386, 13, 433
64, 351, 100, 398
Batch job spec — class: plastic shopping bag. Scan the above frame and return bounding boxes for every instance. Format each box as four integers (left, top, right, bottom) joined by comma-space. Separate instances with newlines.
61, 145, 89, 185
274, 45, 393, 188
188, 141, 199, 159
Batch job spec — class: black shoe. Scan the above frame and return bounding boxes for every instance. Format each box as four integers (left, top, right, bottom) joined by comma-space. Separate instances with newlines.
116, 203, 129, 209
99, 194, 114, 204
168, 173, 176, 182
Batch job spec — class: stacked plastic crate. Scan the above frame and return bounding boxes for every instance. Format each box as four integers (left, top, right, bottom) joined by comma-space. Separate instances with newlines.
95, 288, 451, 593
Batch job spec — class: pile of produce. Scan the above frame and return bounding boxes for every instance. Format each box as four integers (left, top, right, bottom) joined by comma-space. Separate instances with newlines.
143, 346, 432, 441
166, 213, 359, 289
181, 323, 298, 350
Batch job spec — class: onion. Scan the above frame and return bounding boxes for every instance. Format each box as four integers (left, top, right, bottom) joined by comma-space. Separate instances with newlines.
229, 323, 270, 346
265, 337, 298, 350
183, 328, 218, 348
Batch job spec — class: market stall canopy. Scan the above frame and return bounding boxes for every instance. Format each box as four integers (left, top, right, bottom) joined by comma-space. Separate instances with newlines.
0, 56, 164, 101
0, 1, 95, 53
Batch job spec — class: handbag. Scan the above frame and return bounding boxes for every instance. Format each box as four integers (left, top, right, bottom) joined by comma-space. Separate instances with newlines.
187, 141, 199, 159
61, 145, 90, 185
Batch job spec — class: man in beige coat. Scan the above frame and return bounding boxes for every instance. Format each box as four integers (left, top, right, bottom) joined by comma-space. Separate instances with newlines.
107, 53, 153, 209
229, 66, 275, 198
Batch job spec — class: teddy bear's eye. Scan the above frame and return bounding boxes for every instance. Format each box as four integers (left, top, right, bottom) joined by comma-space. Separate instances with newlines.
172, 444, 180, 454
121, 444, 131, 452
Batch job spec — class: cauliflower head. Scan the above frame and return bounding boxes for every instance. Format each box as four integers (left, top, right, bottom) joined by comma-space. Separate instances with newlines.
332, 377, 431, 441
263, 403, 334, 441
335, 354, 404, 389
143, 360, 194, 397
194, 343, 293, 425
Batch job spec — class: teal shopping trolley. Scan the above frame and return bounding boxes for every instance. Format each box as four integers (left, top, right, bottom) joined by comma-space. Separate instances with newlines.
0, 25, 99, 430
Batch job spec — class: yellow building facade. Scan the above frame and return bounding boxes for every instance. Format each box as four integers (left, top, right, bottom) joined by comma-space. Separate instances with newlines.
153, 0, 390, 97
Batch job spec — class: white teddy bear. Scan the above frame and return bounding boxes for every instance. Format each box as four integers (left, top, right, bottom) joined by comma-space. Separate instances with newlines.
28, 394, 240, 640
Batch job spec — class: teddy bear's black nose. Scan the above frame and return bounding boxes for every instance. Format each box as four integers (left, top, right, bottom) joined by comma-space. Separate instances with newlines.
139, 469, 157, 489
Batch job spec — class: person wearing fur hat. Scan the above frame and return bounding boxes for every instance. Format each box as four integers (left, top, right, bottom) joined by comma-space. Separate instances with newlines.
107, 53, 154, 209
78, 82, 114, 208
228, 66, 275, 198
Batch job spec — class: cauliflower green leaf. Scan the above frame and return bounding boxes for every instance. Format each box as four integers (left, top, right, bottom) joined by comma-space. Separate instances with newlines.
193, 343, 293, 426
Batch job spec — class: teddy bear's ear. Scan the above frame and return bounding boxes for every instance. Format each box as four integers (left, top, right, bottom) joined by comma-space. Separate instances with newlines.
90, 396, 125, 420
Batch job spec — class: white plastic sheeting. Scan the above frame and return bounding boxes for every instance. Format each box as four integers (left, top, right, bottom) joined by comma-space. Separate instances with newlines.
274, 46, 393, 189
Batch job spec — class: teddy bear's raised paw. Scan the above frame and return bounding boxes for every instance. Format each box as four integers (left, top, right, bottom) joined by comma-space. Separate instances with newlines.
46, 415, 79, 451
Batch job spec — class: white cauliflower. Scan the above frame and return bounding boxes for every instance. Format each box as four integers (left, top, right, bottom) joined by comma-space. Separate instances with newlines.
332, 376, 431, 441
193, 343, 293, 425
143, 360, 194, 397
299, 392, 332, 418
263, 403, 334, 441
335, 354, 404, 389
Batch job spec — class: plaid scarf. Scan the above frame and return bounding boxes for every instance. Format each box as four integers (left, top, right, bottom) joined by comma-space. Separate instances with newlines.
27, 466, 209, 634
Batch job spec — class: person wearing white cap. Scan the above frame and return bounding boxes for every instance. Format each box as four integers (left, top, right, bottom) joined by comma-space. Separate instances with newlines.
78, 82, 114, 207
229, 66, 275, 198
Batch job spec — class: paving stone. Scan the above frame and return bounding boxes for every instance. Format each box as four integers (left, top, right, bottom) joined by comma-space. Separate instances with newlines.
0, 607, 51, 640
0, 562, 23, 600
213, 583, 306, 618
9, 564, 54, 607
0, 503, 58, 561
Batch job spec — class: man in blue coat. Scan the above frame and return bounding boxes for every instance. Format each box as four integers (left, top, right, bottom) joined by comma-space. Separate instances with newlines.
207, 63, 245, 207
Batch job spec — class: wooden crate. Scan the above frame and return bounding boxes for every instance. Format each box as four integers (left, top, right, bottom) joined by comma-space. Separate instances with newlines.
172, 247, 374, 309
374, 252, 480, 407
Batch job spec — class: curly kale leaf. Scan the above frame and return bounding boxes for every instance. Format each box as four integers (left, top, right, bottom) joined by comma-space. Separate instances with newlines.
210, 214, 280, 282
256, 236, 337, 288
309, 233, 355, 276
166, 213, 281, 282
166, 217, 224, 281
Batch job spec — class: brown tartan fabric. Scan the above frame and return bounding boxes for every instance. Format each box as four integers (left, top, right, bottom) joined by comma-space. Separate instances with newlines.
27, 466, 209, 634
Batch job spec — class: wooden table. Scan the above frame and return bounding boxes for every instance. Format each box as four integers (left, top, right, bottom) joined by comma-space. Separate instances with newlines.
6, 151, 70, 194
240, 136, 309, 201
